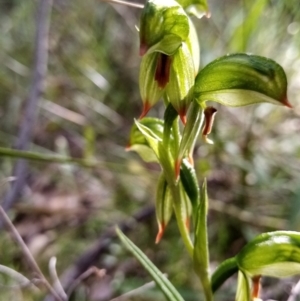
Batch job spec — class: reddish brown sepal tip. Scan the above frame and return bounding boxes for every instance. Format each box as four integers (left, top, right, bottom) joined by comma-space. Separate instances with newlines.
155, 223, 165, 244
179, 107, 187, 125
179, 113, 187, 125
139, 101, 151, 119
282, 97, 293, 108
175, 159, 181, 181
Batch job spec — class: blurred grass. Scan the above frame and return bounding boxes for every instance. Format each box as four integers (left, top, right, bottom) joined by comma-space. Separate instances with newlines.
0, 0, 300, 300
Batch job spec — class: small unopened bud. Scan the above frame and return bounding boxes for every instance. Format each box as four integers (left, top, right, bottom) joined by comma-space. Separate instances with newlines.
139, 52, 165, 118
155, 174, 173, 243
164, 42, 195, 124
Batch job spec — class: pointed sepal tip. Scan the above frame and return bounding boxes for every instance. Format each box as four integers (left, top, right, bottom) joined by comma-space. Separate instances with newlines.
155, 223, 165, 244
139, 101, 152, 119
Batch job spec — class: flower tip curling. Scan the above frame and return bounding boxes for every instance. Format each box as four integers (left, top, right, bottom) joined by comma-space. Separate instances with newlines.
139, 101, 152, 119
155, 223, 165, 244
125, 143, 131, 151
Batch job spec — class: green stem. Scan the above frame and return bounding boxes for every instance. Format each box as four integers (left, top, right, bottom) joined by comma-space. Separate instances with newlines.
172, 116, 180, 158
211, 257, 238, 293
0, 146, 121, 170
0, 147, 87, 164
193, 180, 213, 301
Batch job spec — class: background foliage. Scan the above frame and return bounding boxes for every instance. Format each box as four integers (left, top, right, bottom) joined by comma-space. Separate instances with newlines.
0, 0, 300, 300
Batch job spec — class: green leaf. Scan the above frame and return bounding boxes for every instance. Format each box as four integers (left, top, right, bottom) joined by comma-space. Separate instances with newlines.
176, 0, 210, 18
140, 0, 189, 56
193, 179, 213, 301
236, 231, 300, 278
116, 227, 186, 301
194, 53, 291, 108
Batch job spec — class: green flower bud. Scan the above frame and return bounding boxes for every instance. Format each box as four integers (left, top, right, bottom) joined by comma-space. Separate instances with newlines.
236, 231, 300, 278
164, 42, 195, 124
138, 0, 200, 119
139, 52, 167, 118
139, 42, 195, 120
139, 0, 189, 56
155, 173, 173, 243
179, 181, 192, 232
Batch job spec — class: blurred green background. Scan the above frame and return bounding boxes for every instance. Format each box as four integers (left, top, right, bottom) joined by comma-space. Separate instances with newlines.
0, 0, 300, 300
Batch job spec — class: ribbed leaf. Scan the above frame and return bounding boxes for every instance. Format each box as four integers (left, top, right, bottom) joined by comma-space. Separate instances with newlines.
194, 53, 290, 108
116, 228, 186, 301
236, 231, 300, 277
